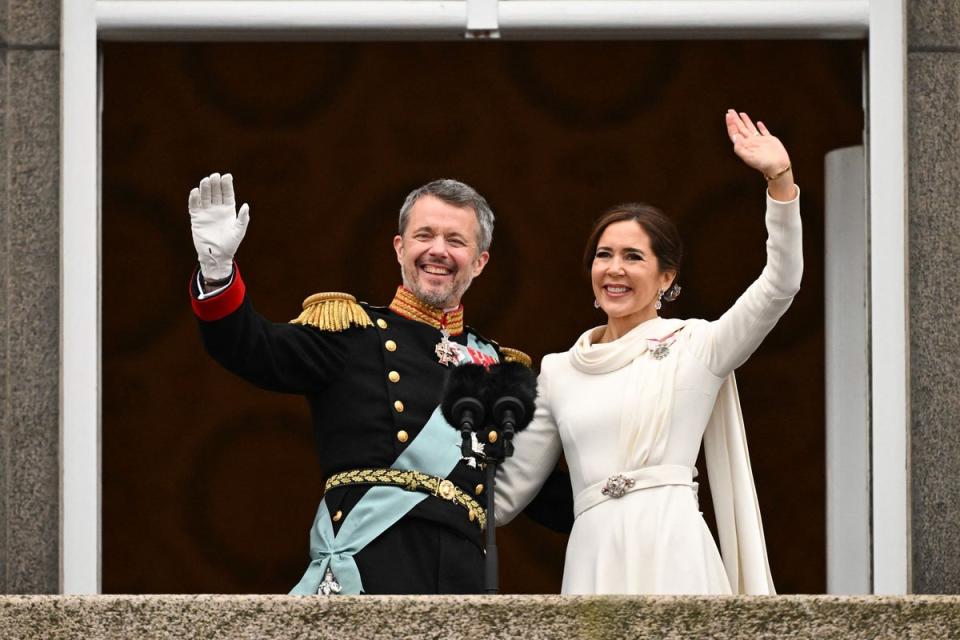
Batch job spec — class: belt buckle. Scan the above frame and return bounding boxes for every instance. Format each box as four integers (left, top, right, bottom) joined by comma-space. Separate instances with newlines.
437, 479, 456, 501
601, 473, 635, 499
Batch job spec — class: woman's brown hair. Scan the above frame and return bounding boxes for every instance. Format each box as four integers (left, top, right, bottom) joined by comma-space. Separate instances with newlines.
582, 203, 684, 280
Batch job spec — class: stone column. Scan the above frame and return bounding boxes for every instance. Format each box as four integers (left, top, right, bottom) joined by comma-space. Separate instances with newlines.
0, 0, 61, 593
908, 1, 960, 593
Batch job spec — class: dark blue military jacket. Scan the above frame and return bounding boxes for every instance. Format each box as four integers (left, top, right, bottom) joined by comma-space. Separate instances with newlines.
192, 270, 505, 550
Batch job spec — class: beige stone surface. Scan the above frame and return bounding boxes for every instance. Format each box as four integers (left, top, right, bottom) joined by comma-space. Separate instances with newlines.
2, 595, 960, 639
910, 0, 960, 50
0, 0, 59, 47
0, 46, 7, 593
908, 51, 960, 594
1, 48, 59, 594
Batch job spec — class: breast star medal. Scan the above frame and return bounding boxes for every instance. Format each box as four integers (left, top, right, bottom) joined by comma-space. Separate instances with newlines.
318, 566, 342, 595
435, 329, 460, 366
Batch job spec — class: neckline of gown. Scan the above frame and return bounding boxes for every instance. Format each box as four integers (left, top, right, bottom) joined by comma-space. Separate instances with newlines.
569, 316, 686, 374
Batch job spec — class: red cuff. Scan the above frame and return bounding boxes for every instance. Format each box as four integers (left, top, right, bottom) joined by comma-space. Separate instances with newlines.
190, 266, 246, 321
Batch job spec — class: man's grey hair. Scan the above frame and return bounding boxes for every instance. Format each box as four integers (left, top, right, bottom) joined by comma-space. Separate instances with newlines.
398, 179, 495, 253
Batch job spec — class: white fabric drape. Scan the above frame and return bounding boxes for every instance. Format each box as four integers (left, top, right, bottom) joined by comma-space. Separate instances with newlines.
703, 373, 775, 594
569, 318, 685, 470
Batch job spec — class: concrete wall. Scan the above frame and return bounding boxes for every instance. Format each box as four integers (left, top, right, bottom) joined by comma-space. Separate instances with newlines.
3, 595, 960, 639
0, 0, 61, 594
908, 0, 960, 594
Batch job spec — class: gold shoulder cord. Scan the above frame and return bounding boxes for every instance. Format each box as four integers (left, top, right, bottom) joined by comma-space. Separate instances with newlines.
290, 292, 373, 332
499, 347, 533, 369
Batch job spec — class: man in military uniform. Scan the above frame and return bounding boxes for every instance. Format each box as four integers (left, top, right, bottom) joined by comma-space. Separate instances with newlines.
188, 173, 531, 594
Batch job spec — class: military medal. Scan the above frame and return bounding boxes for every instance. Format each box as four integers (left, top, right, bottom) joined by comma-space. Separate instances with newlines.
435, 329, 460, 366
318, 566, 342, 595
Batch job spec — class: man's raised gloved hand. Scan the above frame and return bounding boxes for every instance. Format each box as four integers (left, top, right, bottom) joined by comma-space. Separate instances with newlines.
189, 172, 250, 283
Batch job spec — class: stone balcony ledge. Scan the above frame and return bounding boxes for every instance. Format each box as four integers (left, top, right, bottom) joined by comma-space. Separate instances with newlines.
2, 594, 960, 639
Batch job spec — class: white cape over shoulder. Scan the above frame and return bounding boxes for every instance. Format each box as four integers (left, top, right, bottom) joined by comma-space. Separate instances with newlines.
704, 373, 775, 594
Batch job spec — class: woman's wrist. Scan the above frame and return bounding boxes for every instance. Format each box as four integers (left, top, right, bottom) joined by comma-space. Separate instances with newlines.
764, 163, 791, 182
766, 168, 796, 202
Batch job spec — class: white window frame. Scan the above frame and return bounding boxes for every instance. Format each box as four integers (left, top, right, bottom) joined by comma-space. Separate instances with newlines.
61, 0, 906, 594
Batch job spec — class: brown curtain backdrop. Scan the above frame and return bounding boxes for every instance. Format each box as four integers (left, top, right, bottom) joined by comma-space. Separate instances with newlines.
101, 40, 862, 594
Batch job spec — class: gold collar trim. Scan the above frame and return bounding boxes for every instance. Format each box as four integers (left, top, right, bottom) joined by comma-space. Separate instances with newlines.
389, 287, 464, 335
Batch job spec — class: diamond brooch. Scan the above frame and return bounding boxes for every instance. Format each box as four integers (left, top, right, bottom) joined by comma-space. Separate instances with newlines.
601, 474, 636, 499
651, 343, 671, 360
647, 332, 679, 360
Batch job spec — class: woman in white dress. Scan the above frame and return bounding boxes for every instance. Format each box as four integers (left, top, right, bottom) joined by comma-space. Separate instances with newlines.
495, 110, 801, 595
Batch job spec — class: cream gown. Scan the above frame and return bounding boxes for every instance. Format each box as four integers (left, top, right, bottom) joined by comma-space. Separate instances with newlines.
495, 191, 802, 595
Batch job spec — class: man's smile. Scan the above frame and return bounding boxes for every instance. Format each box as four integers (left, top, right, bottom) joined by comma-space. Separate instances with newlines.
420, 263, 454, 277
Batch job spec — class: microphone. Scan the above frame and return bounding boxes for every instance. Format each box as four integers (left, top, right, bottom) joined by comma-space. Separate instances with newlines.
482, 362, 537, 459
440, 361, 538, 460
440, 364, 488, 457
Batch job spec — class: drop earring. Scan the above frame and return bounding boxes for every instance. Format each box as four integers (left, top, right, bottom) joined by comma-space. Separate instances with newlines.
593, 299, 600, 309
655, 289, 664, 311
664, 283, 682, 302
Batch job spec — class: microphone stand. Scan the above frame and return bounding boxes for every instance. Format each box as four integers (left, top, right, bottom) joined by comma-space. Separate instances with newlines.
450, 396, 501, 592
482, 400, 520, 595
445, 383, 528, 594
484, 460, 499, 594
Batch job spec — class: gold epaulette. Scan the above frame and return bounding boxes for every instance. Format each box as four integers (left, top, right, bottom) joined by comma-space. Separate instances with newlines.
290, 292, 373, 332
500, 347, 533, 368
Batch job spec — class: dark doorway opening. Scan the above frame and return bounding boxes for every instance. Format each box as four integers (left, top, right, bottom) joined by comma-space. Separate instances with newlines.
102, 40, 862, 593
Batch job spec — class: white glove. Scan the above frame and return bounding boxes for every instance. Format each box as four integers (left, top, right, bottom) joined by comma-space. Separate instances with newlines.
188, 172, 250, 281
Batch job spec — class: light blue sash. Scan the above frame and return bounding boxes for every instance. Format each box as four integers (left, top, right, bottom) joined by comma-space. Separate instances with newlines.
290, 334, 498, 595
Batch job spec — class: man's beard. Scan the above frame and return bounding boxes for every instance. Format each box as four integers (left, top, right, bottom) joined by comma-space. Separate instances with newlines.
401, 263, 473, 309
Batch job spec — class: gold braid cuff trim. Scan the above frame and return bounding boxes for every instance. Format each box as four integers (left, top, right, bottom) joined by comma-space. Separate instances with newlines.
500, 347, 532, 369
290, 292, 373, 332
325, 468, 486, 530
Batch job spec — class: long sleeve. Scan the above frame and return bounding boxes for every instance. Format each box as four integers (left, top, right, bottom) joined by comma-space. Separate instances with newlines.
690, 189, 803, 376
494, 360, 564, 525
192, 266, 349, 394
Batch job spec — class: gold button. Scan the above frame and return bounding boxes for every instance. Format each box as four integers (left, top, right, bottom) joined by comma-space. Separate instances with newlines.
385, 339, 397, 352
475, 484, 484, 495
332, 510, 343, 522
394, 400, 405, 413
388, 371, 400, 383
377, 319, 388, 329
397, 430, 409, 443
487, 430, 498, 444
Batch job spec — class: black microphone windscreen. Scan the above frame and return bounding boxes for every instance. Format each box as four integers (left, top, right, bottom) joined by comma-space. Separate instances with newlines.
440, 363, 488, 428
482, 361, 538, 431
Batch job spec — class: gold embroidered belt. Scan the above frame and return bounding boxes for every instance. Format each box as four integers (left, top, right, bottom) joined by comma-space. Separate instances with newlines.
325, 468, 487, 530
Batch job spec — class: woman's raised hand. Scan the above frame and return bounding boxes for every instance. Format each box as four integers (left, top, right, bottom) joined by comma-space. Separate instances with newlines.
725, 110, 796, 201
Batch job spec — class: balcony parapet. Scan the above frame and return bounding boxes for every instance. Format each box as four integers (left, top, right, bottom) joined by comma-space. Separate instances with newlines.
2, 594, 960, 638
